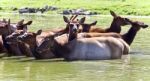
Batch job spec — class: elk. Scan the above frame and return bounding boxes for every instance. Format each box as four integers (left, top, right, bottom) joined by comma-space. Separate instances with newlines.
5, 30, 35, 56
80, 11, 130, 33
17, 30, 57, 59
0, 19, 33, 55
17, 30, 43, 58
36, 15, 83, 45
10, 19, 32, 32
35, 15, 120, 59
15, 15, 85, 59
1, 19, 32, 32
0, 19, 11, 53
5, 30, 26, 56
79, 18, 149, 46
54, 15, 85, 35
36, 16, 130, 60
121, 19, 149, 45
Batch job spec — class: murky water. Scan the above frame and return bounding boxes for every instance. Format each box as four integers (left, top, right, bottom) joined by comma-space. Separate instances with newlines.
0, 13, 150, 81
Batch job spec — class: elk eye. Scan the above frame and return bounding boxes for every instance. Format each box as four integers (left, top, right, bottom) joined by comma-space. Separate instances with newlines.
124, 18, 129, 21
13, 34, 17, 36
70, 24, 73, 27
28, 35, 32, 38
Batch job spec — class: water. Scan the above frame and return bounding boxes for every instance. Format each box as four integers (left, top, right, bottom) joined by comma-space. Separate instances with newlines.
0, 13, 150, 81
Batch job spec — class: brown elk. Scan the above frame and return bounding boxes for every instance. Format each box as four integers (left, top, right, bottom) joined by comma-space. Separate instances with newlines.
36, 15, 84, 45
80, 18, 148, 45
5, 30, 35, 56
17, 30, 43, 58
15, 15, 85, 59
121, 19, 149, 45
13, 15, 84, 59
80, 11, 130, 33
36, 16, 130, 60
0, 19, 33, 55
17, 30, 57, 59
0, 20, 11, 53
5, 30, 26, 56
11, 19, 32, 32
1, 19, 32, 32
34, 15, 119, 59
55, 15, 85, 35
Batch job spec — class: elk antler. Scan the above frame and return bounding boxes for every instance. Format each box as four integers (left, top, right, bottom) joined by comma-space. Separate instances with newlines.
69, 15, 74, 21
71, 15, 78, 21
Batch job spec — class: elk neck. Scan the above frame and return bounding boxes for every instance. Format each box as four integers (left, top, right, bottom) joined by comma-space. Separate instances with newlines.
106, 19, 121, 33
122, 26, 138, 45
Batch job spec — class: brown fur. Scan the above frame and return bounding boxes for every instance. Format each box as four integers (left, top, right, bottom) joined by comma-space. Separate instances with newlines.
0, 21, 11, 53
79, 18, 149, 46
5, 30, 26, 56
81, 11, 130, 33
36, 33, 130, 60
122, 19, 148, 45
78, 32, 121, 38
36, 17, 130, 60
0, 19, 33, 54
17, 30, 50, 59
0, 36, 6, 53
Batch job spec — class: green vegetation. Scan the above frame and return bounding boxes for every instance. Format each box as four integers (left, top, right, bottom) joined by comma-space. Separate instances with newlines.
0, 0, 150, 15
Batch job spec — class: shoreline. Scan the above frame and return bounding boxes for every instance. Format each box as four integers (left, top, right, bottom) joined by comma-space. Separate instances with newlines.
0, 12, 150, 18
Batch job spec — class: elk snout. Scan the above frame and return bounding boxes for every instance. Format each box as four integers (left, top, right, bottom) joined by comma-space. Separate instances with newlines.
142, 24, 149, 28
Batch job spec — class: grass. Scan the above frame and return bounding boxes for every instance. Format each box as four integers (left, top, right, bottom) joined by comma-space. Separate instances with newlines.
0, 0, 150, 15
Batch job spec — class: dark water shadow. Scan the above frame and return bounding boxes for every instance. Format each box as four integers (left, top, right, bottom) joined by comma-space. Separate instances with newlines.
130, 49, 150, 55
129, 51, 143, 54
17, 58, 111, 63
1, 56, 28, 60
0, 53, 6, 58
18, 58, 65, 63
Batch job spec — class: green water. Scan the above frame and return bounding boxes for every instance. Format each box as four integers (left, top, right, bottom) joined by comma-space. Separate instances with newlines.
0, 13, 150, 81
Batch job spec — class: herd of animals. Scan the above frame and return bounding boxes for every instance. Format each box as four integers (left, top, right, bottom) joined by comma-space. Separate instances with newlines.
0, 11, 148, 61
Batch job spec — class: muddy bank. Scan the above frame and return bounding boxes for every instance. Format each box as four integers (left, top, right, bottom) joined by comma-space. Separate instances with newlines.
15, 6, 97, 15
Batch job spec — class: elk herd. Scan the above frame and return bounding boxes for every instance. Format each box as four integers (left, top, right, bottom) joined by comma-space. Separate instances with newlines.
0, 11, 148, 61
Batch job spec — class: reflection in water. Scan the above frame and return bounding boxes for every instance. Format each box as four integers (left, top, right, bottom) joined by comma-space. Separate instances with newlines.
0, 55, 150, 81
0, 14, 150, 81
0, 61, 5, 79
24, 63, 31, 81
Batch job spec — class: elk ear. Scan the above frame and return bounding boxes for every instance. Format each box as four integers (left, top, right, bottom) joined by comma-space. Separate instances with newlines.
5, 19, 10, 27
110, 10, 117, 18
90, 21, 97, 26
6, 19, 11, 34
124, 18, 132, 24
20, 30, 25, 35
7, 19, 10, 25
79, 17, 86, 24
63, 16, 70, 23
2, 18, 7, 23
17, 19, 24, 25
36, 29, 42, 35
24, 21, 32, 25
